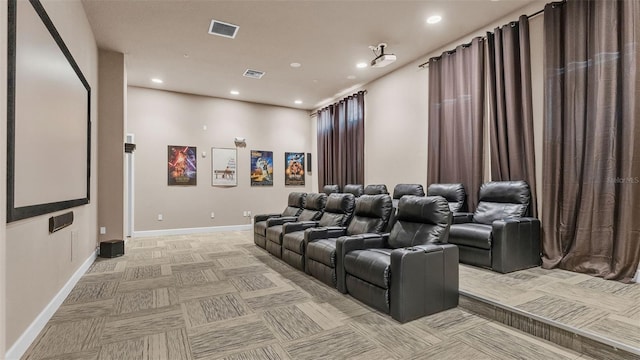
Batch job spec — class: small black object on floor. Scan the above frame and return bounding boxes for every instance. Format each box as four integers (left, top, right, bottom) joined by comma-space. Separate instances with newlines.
99, 240, 124, 258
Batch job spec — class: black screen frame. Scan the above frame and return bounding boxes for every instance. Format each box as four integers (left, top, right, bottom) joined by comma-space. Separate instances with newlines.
7, 0, 92, 222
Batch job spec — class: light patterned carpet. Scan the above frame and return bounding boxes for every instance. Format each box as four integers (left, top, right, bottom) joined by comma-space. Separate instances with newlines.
23, 231, 597, 360
459, 263, 640, 350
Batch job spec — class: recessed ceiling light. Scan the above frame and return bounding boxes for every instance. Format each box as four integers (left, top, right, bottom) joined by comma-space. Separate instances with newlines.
230, 90, 239, 95
290, 62, 301, 68
427, 15, 442, 24
347, 75, 356, 80
356, 62, 368, 68
294, 100, 303, 104
151, 78, 163, 84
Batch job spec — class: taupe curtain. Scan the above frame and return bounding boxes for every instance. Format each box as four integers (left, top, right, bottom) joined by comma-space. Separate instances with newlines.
487, 16, 538, 217
427, 37, 485, 211
542, 1, 640, 282
317, 91, 365, 190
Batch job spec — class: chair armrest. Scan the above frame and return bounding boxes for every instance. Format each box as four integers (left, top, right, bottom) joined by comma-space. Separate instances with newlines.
267, 216, 298, 226
282, 221, 319, 234
324, 226, 348, 238
335, 233, 386, 293
254, 213, 281, 223
452, 212, 474, 224
491, 217, 541, 273
389, 244, 459, 323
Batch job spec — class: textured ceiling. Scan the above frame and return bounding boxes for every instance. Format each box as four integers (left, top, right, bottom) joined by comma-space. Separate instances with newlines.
82, 0, 538, 110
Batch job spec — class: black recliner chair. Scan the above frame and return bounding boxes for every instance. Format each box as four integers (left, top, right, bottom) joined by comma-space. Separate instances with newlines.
281, 193, 356, 271
254, 192, 306, 249
322, 184, 341, 195
265, 193, 327, 258
448, 180, 541, 273
364, 184, 389, 195
337, 195, 457, 323
304, 194, 393, 288
387, 184, 426, 232
343, 184, 364, 197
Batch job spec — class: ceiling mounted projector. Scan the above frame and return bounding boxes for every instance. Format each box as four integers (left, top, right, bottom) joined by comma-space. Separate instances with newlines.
370, 43, 396, 68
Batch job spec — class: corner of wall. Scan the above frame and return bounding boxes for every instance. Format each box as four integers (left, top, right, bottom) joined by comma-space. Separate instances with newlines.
0, 0, 8, 355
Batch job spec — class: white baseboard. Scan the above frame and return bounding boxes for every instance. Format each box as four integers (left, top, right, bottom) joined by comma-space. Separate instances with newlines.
5, 251, 97, 360
132, 224, 252, 238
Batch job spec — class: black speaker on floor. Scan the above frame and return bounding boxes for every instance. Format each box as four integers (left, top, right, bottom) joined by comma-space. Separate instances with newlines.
306, 153, 312, 172
100, 240, 124, 258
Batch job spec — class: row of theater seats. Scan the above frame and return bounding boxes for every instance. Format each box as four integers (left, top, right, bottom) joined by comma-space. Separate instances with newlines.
254, 184, 458, 323
253, 180, 541, 322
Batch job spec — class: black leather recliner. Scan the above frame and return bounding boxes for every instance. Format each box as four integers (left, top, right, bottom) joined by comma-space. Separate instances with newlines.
387, 184, 426, 232
322, 184, 341, 195
265, 193, 327, 258
304, 194, 393, 288
281, 193, 356, 271
343, 184, 364, 197
337, 195, 457, 323
254, 192, 306, 249
427, 183, 467, 213
364, 184, 389, 195
448, 180, 541, 273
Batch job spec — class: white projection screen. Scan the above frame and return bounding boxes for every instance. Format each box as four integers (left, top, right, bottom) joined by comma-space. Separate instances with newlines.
7, 0, 91, 222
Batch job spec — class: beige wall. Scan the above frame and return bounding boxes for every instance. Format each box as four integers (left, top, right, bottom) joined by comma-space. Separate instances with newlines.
5, 0, 98, 349
98, 50, 126, 241
127, 87, 313, 232
0, 0, 7, 355
361, 1, 545, 206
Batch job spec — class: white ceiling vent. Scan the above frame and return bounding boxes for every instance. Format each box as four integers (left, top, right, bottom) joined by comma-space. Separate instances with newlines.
243, 69, 265, 79
208, 19, 239, 39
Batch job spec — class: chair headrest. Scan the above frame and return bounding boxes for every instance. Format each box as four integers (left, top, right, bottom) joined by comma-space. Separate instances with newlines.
426, 183, 466, 203
287, 192, 307, 208
324, 193, 356, 214
322, 184, 341, 195
354, 194, 393, 218
427, 183, 467, 212
364, 184, 389, 195
304, 193, 327, 211
343, 184, 364, 197
392, 184, 425, 199
479, 181, 530, 205
396, 195, 451, 225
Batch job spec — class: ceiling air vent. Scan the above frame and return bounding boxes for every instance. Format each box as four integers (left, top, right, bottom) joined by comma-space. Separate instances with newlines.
243, 69, 265, 79
208, 19, 239, 39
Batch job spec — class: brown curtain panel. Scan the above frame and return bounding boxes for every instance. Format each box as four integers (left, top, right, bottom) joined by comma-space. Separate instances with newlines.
487, 16, 538, 217
427, 37, 485, 211
317, 91, 365, 190
542, 1, 640, 282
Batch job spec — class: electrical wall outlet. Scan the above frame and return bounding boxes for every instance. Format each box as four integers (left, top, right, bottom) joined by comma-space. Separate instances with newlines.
210, 212, 215, 219
157, 214, 163, 221
243, 211, 247, 217
99, 227, 106, 235
247, 211, 251, 217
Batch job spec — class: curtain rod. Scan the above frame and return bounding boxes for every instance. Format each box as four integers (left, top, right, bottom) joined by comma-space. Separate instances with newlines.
417, 5, 546, 69
309, 90, 367, 117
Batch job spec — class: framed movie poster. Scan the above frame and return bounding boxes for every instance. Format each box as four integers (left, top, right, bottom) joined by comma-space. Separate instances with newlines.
168, 145, 197, 186
250, 150, 273, 186
212, 147, 237, 186
285, 152, 305, 186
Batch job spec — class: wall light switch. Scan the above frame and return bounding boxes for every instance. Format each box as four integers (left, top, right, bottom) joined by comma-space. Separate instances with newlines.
99, 227, 106, 235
